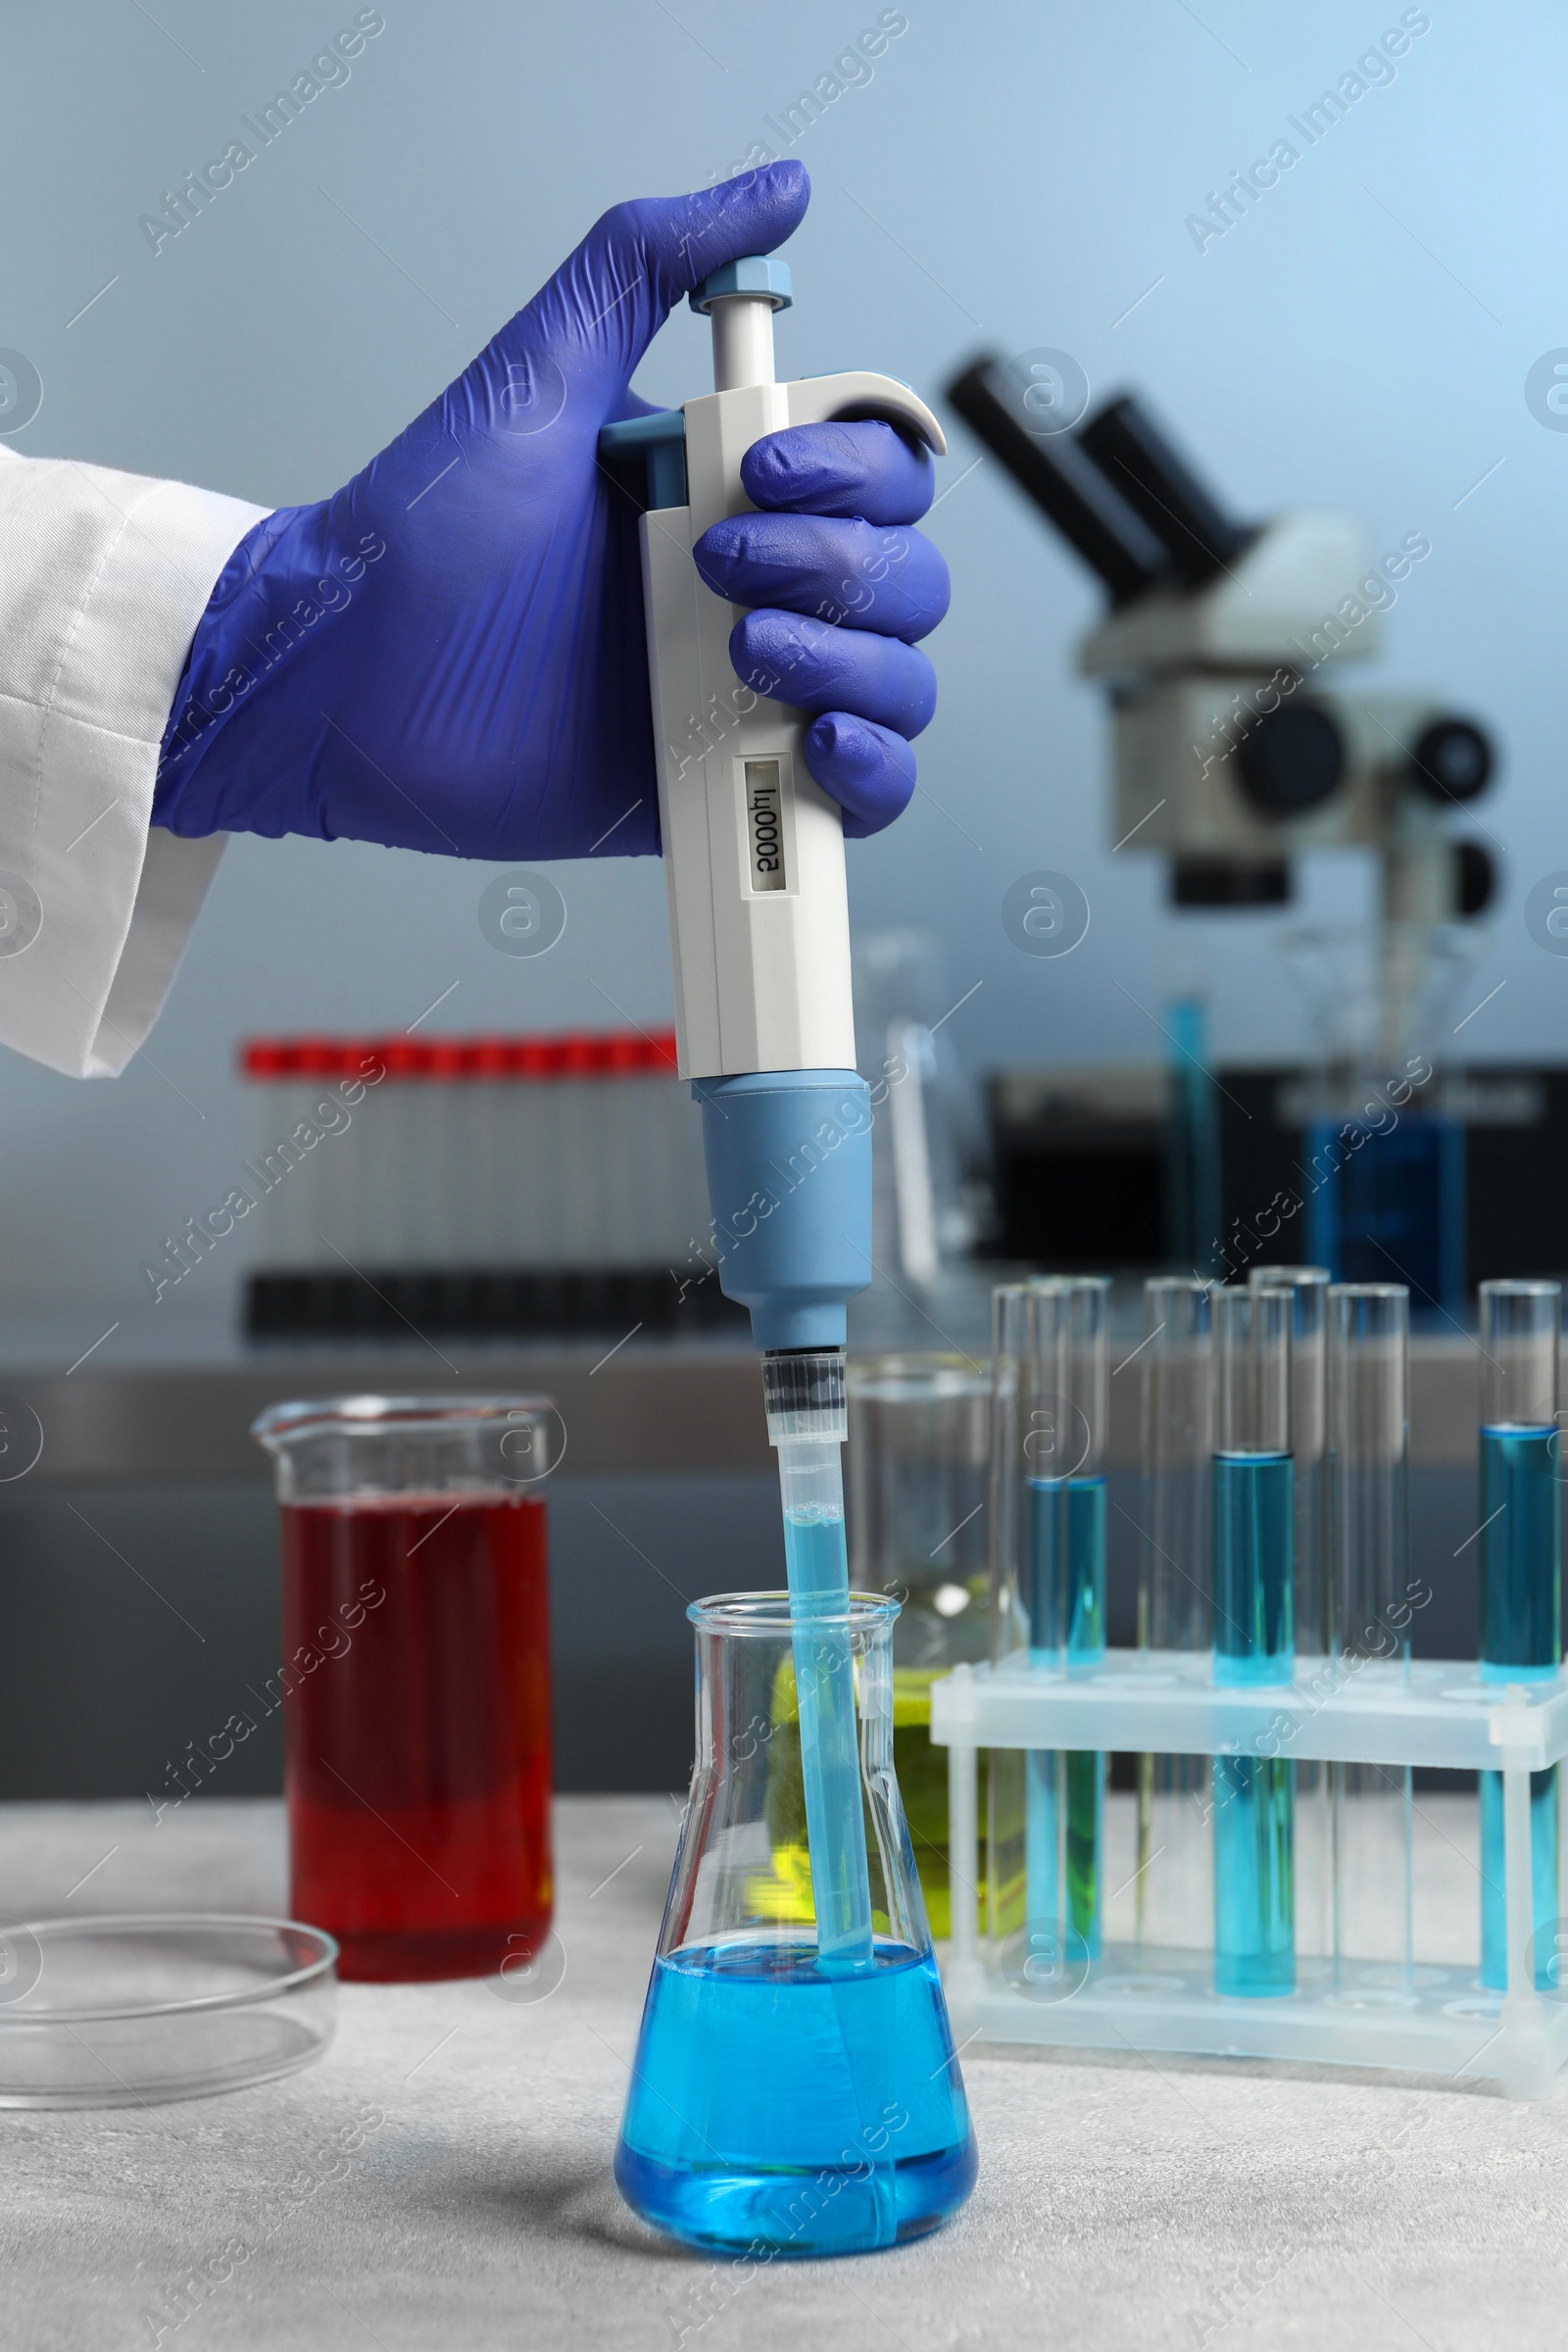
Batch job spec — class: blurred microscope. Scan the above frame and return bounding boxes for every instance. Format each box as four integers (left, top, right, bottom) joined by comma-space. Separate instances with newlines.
948, 358, 1533, 1308
950, 356, 1495, 925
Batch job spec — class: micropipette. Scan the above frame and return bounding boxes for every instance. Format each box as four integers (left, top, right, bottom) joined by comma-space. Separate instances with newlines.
601, 256, 945, 1972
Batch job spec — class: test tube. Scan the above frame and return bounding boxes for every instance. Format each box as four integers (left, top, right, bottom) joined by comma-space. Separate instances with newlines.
511, 1039, 554, 1266
469, 1037, 510, 1270
553, 1036, 599, 1269
1211, 1284, 1295, 1997
1021, 1278, 1109, 1961
1328, 1284, 1413, 1993
985, 1283, 1027, 1948
847, 1353, 991, 1938
427, 1038, 469, 1266
1250, 1266, 1330, 1960
597, 1034, 640, 1268
1477, 1279, 1562, 1991
375, 1038, 424, 1268
1134, 1278, 1212, 1955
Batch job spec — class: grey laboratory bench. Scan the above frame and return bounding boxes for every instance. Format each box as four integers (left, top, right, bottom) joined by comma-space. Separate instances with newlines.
6, 1792, 1568, 2352
0, 1322, 1490, 1482
0, 1324, 1497, 1801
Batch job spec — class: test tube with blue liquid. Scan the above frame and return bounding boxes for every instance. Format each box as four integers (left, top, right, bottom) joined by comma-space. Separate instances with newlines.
1022, 1278, 1109, 1961
1477, 1280, 1562, 1991
1211, 1284, 1295, 1996
1135, 1278, 1213, 1956
1250, 1266, 1330, 1962
1326, 1282, 1413, 1993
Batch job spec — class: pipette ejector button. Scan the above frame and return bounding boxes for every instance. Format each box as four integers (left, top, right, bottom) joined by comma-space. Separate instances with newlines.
689, 256, 794, 314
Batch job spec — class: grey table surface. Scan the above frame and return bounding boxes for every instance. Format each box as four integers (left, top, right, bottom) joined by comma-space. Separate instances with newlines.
5, 1796, 1568, 2352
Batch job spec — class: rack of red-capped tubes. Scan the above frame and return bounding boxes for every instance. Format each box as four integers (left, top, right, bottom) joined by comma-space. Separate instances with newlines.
233, 1032, 735, 1340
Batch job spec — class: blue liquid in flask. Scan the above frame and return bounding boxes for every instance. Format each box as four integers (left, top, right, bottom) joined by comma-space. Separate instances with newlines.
614, 1938, 978, 2256
1025, 1477, 1106, 1954
1211, 1450, 1295, 1996
1478, 1426, 1562, 1990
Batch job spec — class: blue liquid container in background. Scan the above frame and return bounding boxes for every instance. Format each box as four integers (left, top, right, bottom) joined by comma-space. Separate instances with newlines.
1303, 1112, 1465, 1317
1026, 1474, 1106, 1955
1211, 1449, 1296, 1996
1164, 994, 1222, 1276
614, 1590, 976, 2257
1479, 1425, 1562, 1990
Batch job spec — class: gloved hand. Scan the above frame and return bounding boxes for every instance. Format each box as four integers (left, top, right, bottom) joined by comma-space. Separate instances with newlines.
153, 162, 948, 858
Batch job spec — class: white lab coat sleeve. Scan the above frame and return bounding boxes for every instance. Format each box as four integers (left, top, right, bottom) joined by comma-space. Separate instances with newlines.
0, 441, 270, 1078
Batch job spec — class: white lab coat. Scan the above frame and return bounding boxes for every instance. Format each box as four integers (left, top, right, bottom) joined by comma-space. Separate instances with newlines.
0, 443, 267, 1077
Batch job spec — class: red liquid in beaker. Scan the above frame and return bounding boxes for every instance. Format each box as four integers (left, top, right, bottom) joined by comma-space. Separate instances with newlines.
281, 1492, 551, 1982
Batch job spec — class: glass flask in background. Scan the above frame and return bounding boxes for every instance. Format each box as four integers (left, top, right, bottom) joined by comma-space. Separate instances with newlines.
1162, 938, 1222, 1277
252, 1396, 559, 1983
1134, 1278, 1213, 1956
614, 1591, 977, 2258
1211, 1285, 1296, 1997
1326, 1282, 1414, 1998
853, 929, 986, 1299
1476, 1280, 1562, 1991
1284, 922, 1480, 1317
848, 1353, 991, 1937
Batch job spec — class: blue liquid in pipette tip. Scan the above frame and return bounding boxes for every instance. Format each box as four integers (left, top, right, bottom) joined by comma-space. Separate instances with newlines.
1478, 1426, 1562, 1990
782, 1504, 873, 1971
614, 1938, 977, 2256
1211, 1450, 1295, 1996
1025, 1477, 1106, 1955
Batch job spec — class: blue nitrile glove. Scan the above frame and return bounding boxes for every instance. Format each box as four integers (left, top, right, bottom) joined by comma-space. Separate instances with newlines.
152, 163, 948, 858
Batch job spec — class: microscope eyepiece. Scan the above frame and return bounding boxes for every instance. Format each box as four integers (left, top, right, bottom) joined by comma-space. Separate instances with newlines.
1078, 394, 1254, 588
946, 358, 1169, 606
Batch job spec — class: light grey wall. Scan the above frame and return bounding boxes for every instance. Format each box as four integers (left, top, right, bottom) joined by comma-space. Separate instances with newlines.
0, 0, 1563, 1343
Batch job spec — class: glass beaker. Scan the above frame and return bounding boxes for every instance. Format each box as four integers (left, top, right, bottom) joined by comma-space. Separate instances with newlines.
1284, 921, 1478, 1315
847, 1352, 991, 1936
614, 1591, 977, 2258
252, 1396, 558, 1984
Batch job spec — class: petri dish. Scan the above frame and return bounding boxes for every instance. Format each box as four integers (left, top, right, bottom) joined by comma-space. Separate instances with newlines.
0, 1914, 337, 2108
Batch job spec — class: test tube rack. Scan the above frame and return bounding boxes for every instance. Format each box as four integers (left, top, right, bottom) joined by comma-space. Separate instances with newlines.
932, 1651, 1568, 2100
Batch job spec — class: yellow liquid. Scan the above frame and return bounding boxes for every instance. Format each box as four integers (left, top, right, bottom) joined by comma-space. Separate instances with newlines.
895, 1667, 991, 1942
742, 1656, 988, 1940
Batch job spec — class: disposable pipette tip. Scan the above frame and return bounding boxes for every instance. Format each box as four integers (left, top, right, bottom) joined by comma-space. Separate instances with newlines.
764, 1348, 873, 1970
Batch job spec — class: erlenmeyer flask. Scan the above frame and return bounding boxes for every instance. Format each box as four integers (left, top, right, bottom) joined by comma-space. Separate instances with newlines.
614, 1590, 977, 2257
